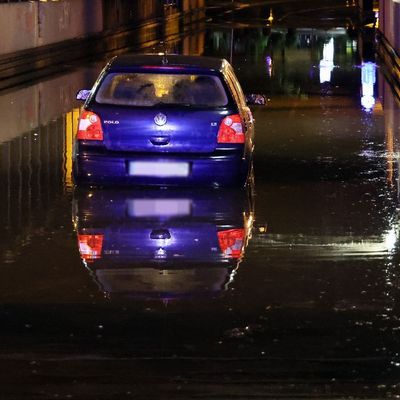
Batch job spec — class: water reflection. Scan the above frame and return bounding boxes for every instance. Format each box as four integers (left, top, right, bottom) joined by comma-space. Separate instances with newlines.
319, 37, 334, 84
72, 187, 254, 299
207, 28, 359, 97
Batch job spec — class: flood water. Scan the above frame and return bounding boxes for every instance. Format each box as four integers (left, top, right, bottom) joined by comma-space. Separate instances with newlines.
1, 1, 400, 399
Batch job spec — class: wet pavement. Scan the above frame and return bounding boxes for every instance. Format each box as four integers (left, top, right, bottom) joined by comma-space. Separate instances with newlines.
1, 1, 400, 399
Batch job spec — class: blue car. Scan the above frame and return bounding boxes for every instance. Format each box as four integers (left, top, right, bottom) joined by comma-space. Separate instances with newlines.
73, 54, 255, 187
73, 187, 254, 299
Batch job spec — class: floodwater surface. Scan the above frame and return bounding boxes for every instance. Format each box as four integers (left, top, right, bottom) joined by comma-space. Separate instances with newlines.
1, 1, 400, 399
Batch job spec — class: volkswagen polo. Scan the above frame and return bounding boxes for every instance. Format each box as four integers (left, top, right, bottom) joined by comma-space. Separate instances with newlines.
73, 54, 255, 187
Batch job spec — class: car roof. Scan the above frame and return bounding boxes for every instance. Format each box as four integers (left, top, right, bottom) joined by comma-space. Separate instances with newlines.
108, 54, 227, 72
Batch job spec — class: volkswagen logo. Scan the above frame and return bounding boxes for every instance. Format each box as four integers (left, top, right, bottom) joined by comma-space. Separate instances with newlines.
154, 113, 167, 126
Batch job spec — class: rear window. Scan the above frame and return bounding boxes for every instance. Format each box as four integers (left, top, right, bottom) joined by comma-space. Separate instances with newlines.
95, 72, 229, 107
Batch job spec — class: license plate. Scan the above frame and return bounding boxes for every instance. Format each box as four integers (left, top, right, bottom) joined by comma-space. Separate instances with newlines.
127, 199, 192, 217
129, 161, 189, 177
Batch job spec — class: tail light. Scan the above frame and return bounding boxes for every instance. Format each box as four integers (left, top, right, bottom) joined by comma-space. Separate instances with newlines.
217, 229, 245, 259
217, 114, 245, 143
77, 111, 103, 140
78, 234, 104, 262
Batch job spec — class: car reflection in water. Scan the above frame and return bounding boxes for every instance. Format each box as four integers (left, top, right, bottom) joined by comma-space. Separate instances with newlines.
72, 186, 254, 300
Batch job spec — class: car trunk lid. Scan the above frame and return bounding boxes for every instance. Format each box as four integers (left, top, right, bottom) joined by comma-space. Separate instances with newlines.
93, 106, 225, 153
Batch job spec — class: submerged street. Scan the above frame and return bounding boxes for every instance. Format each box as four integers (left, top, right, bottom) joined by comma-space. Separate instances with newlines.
1, 1, 400, 398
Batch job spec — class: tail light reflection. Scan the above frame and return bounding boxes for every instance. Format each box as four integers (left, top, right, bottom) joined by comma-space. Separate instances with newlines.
78, 234, 104, 262
217, 229, 245, 259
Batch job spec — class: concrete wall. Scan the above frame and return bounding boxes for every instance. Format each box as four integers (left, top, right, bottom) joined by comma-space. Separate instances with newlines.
38, 0, 103, 46
0, 2, 38, 55
0, 0, 103, 55
380, 0, 400, 52
0, 0, 207, 57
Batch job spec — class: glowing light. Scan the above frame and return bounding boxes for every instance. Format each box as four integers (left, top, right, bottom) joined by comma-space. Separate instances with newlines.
361, 95, 375, 111
319, 38, 334, 84
155, 248, 167, 259
266, 56, 273, 77
267, 9, 274, 24
218, 229, 245, 259
361, 62, 376, 112
78, 234, 104, 262
384, 227, 397, 253
64, 108, 80, 188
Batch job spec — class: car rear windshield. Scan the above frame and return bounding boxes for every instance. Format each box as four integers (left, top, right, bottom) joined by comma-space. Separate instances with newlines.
95, 72, 229, 107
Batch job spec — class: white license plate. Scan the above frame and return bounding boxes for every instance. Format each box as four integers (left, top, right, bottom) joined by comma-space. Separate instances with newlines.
129, 161, 189, 177
127, 199, 192, 217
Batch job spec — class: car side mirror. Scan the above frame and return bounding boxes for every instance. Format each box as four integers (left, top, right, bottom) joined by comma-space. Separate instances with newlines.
76, 89, 91, 101
246, 94, 267, 106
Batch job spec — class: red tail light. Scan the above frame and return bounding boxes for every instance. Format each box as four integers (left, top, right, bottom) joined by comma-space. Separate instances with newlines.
77, 111, 103, 140
78, 234, 104, 262
217, 114, 245, 143
217, 229, 245, 259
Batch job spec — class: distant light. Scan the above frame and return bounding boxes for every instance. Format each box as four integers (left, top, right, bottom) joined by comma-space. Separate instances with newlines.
319, 38, 334, 84
267, 9, 274, 24
361, 62, 376, 111
384, 227, 397, 252
361, 95, 375, 110
265, 56, 273, 76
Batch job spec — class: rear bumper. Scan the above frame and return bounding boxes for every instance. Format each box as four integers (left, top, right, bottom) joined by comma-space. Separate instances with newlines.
73, 149, 249, 187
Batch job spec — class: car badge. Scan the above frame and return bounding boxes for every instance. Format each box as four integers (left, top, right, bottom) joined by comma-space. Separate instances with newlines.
154, 113, 167, 126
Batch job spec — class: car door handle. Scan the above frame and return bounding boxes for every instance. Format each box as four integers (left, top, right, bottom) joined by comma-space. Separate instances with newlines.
150, 229, 171, 240
150, 136, 170, 146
